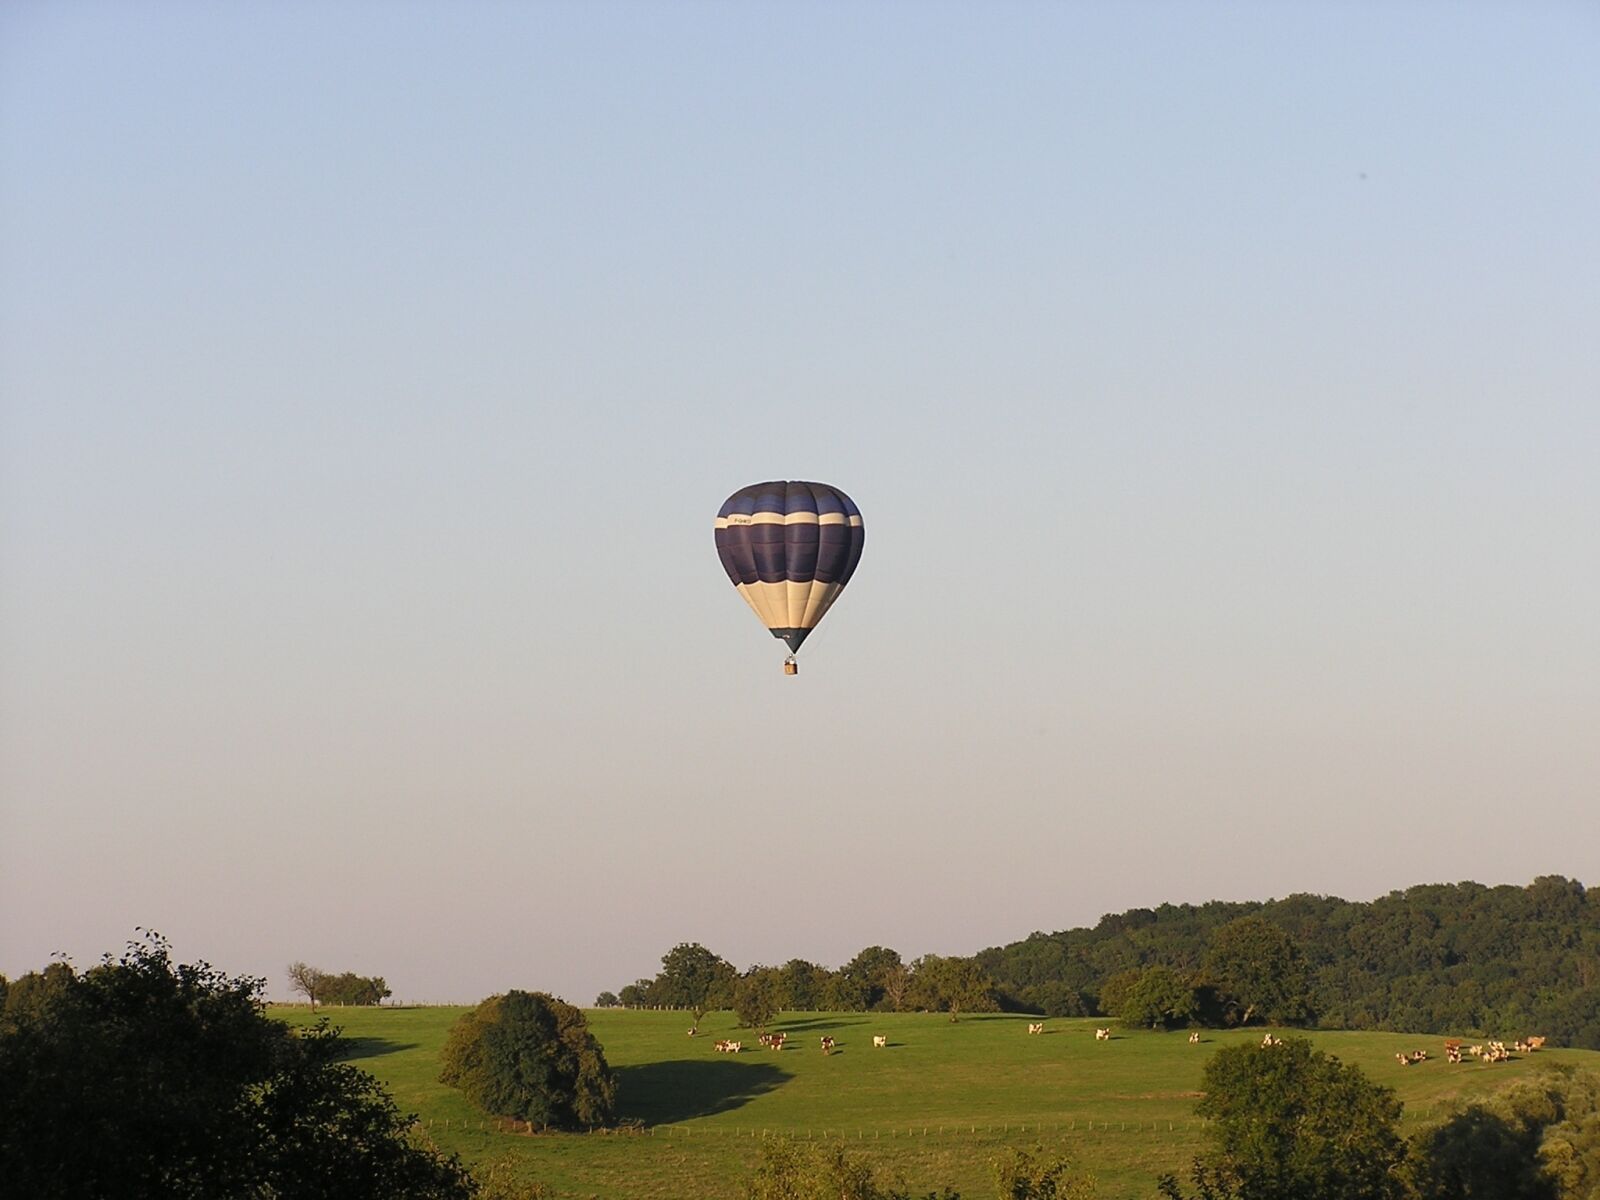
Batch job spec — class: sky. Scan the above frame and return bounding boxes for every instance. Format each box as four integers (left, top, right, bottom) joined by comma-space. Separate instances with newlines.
2, 1, 1597, 1006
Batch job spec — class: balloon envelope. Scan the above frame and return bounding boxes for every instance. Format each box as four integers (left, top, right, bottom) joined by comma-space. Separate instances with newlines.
714, 481, 864, 653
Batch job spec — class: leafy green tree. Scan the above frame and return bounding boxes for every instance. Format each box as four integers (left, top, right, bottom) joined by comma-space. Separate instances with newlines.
0, 934, 473, 1198
1203, 917, 1315, 1026
1094, 969, 1142, 1019
1119, 966, 1197, 1030
649, 943, 737, 1010
617, 980, 650, 1007
734, 968, 783, 1030
1158, 1037, 1406, 1200
1406, 1064, 1600, 1200
909, 955, 999, 1021
1537, 1067, 1600, 1198
320, 971, 392, 1006
593, 991, 620, 1008
840, 946, 904, 1010
439, 991, 615, 1129
1404, 1102, 1551, 1200
992, 1144, 1097, 1198
778, 959, 831, 1011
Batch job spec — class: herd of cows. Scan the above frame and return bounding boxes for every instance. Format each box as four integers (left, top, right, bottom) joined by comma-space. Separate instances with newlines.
692, 1022, 1553, 1065
1399, 1035, 1547, 1066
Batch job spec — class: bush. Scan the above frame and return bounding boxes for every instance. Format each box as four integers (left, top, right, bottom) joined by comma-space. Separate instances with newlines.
439, 991, 615, 1129
743, 1142, 960, 1200
992, 1145, 1097, 1198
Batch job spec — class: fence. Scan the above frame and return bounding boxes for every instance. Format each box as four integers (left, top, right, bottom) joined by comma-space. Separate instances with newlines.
420, 1105, 1444, 1140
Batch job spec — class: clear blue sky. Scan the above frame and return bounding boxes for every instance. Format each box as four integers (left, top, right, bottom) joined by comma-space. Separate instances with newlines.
3, 1, 1597, 1004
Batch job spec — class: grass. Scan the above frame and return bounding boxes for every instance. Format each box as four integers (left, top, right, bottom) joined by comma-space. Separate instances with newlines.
273, 1005, 1598, 1199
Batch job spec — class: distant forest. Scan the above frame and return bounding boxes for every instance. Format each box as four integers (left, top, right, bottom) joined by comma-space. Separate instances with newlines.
974, 875, 1600, 1047
608, 876, 1600, 1048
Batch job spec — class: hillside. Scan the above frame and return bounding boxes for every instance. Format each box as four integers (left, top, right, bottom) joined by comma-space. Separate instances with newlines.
975, 875, 1600, 1047
277, 1004, 1600, 1199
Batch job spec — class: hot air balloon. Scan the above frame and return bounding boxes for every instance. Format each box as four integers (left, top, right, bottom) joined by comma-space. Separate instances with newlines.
714, 481, 864, 674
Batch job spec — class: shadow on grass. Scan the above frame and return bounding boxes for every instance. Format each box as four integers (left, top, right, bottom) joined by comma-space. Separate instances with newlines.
338, 1037, 419, 1060
616, 1059, 790, 1124
773, 1017, 869, 1033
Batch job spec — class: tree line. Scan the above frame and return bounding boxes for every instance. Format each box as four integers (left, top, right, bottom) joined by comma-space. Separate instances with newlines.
286, 961, 392, 1008
602, 876, 1600, 1047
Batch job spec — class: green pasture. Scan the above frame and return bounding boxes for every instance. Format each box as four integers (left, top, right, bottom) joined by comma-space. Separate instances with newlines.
271, 1005, 1598, 1199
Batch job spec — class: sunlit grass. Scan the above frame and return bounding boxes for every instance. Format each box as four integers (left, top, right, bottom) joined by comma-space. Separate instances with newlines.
271, 1005, 1597, 1199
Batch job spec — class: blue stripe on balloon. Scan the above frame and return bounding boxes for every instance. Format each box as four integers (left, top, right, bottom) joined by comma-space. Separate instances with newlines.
715, 482, 864, 588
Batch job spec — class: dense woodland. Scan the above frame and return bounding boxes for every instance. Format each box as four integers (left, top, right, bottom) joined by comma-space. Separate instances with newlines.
608, 876, 1600, 1048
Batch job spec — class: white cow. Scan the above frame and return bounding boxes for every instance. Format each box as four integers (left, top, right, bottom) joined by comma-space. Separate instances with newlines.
1027, 1023, 1044, 1035
1095, 1028, 1111, 1041
873, 1035, 887, 1048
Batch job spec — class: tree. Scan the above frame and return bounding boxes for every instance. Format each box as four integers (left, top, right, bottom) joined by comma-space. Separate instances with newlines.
881, 960, 912, 1012
839, 946, 903, 1011
1203, 917, 1315, 1027
593, 991, 620, 1008
1119, 966, 1197, 1030
287, 960, 329, 1009
649, 943, 737, 1011
617, 980, 650, 1007
778, 958, 830, 1011
0, 934, 474, 1199
1158, 1037, 1406, 1200
734, 968, 782, 1030
1405, 1064, 1600, 1200
439, 991, 615, 1129
321, 972, 392, 1006
1403, 1102, 1551, 1200
909, 955, 999, 1021
1537, 1067, 1600, 1198
1094, 969, 1142, 1019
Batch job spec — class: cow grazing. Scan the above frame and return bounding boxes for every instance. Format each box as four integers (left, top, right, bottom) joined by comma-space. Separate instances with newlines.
873, 1035, 887, 1048
1188, 1031, 1201, 1044
1261, 1034, 1284, 1048
1095, 1028, 1111, 1041
1027, 1023, 1044, 1035
820, 1035, 836, 1055
1529, 1036, 1547, 1050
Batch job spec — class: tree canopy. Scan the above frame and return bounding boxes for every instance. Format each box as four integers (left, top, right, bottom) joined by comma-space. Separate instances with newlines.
1405, 1063, 1600, 1200
1160, 1037, 1406, 1200
1203, 917, 1314, 1027
1119, 966, 1198, 1030
439, 990, 615, 1130
0, 934, 473, 1199
972, 876, 1599, 1045
647, 943, 737, 1011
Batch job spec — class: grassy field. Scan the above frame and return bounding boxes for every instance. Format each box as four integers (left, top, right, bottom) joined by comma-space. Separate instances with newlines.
272, 1005, 1597, 1199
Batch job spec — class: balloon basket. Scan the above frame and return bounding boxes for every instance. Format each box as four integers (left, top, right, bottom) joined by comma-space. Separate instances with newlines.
783, 657, 798, 676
